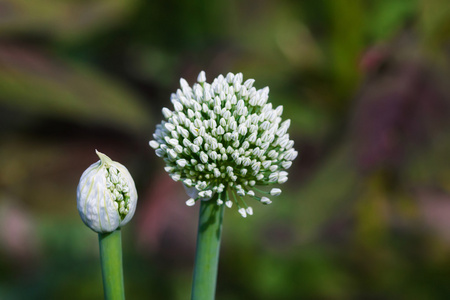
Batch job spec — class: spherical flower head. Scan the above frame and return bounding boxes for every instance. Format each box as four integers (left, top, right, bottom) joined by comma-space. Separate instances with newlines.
150, 71, 297, 217
77, 150, 138, 233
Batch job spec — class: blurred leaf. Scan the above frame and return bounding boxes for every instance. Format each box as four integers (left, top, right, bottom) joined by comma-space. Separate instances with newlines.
0, 0, 137, 41
367, 0, 417, 41
419, 0, 450, 54
403, 130, 450, 192
0, 44, 151, 133
354, 174, 390, 249
295, 145, 359, 239
328, 0, 365, 101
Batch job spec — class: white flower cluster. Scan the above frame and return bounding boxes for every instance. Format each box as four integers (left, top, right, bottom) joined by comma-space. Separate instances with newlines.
150, 71, 297, 217
77, 151, 138, 233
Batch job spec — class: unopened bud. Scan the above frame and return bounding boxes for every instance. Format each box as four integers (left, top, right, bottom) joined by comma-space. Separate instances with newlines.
77, 150, 138, 233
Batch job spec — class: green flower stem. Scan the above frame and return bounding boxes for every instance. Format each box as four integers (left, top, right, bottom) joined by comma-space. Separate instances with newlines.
98, 229, 125, 300
191, 197, 225, 300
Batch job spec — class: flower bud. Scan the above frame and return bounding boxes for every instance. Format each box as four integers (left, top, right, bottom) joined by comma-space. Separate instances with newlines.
77, 150, 138, 233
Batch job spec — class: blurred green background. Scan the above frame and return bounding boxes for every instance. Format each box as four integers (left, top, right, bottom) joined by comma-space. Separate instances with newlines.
1, 0, 450, 299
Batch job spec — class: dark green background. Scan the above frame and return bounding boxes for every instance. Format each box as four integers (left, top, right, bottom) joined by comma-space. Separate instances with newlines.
1, 0, 450, 299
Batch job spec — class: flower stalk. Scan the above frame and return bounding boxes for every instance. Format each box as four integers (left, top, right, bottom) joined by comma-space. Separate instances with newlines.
77, 151, 138, 300
149, 71, 297, 299
191, 195, 225, 300
98, 229, 125, 300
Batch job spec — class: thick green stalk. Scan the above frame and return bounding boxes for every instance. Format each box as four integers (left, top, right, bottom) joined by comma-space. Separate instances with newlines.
98, 229, 125, 300
191, 198, 225, 300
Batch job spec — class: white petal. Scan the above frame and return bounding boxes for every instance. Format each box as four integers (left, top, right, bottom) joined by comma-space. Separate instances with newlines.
238, 208, 247, 218
246, 207, 253, 215
261, 197, 272, 204
270, 188, 282, 196
197, 71, 206, 83
186, 198, 196, 206
162, 107, 172, 119
149, 140, 159, 149
177, 159, 187, 167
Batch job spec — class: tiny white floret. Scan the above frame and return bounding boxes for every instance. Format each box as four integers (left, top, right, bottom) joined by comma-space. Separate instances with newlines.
197, 71, 206, 83
261, 197, 272, 204
186, 198, 196, 206
246, 207, 253, 215
270, 188, 282, 196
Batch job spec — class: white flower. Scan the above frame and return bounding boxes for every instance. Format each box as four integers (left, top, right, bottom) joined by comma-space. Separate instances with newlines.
270, 188, 282, 196
150, 71, 297, 217
186, 198, 196, 206
77, 150, 138, 233
238, 208, 247, 218
261, 197, 272, 204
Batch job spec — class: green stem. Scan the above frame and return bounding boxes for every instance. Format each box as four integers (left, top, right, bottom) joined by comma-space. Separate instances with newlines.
191, 198, 225, 300
98, 229, 125, 300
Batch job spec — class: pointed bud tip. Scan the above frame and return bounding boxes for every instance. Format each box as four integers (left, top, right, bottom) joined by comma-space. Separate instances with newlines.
95, 150, 113, 165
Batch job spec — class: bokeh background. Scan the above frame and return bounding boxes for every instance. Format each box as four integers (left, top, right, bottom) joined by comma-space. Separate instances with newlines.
1, 0, 450, 299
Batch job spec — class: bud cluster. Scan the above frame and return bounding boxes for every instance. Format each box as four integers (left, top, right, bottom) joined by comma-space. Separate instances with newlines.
106, 165, 132, 219
150, 71, 297, 217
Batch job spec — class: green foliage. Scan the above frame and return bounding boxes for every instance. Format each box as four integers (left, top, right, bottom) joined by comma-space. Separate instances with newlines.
0, 56, 151, 133
2, 0, 450, 299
